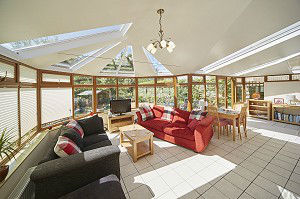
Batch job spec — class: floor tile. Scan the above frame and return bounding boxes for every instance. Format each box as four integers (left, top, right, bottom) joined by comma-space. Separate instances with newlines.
214, 178, 243, 199
160, 170, 185, 188
239, 192, 255, 199
172, 181, 199, 199
224, 171, 251, 190
156, 190, 177, 199
245, 183, 277, 199
285, 180, 300, 195
253, 176, 283, 196
265, 163, 292, 178
121, 163, 138, 177
202, 186, 229, 199
232, 165, 258, 181
240, 161, 264, 174
145, 176, 170, 198
139, 166, 160, 182
270, 158, 296, 171
123, 173, 145, 192
259, 169, 288, 187
128, 185, 153, 199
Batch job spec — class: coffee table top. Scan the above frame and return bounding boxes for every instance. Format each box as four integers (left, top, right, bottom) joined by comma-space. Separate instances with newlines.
119, 124, 153, 142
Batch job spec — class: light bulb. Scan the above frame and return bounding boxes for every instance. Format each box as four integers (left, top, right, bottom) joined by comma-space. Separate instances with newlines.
160, 40, 167, 48
167, 46, 173, 53
151, 47, 157, 54
168, 41, 176, 49
147, 43, 154, 52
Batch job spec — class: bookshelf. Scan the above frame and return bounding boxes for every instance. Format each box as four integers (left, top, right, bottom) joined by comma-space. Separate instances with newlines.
272, 104, 300, 126
248, 99, 272, 120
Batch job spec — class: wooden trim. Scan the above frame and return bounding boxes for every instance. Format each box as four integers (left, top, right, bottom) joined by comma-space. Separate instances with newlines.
93, 76, 97, 113
173, 76, 177, 108
187, 75, 192, 111
71, 74, 75, 119
216, 77, 219, 106
37, 70, 42, 132
225, 77, 228, 108
154, 77, 157, 105
242, 77, 246, 102
135, 77, 139, 108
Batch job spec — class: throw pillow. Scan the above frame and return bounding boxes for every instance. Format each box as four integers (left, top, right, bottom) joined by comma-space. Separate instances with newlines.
161, 107, 174, 121
61, 128, 84, 150
152, 105, 164, 118
187, 119, 199, 132
77, 115, 105, 136
172, 108, 190, 124
54, 136, 82, 157
139, 105, 154, 121
66, 119, 84, 138
189, 110, 203, 121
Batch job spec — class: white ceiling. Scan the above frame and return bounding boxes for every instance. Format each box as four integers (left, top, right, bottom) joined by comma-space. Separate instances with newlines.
0, 0, 299, 76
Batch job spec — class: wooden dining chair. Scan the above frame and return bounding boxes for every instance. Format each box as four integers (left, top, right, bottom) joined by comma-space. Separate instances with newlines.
207, 106, 229, 139
228, 106, 247, 139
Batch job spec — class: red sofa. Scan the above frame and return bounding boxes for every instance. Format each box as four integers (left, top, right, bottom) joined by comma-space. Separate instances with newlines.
136, 105, 214, 152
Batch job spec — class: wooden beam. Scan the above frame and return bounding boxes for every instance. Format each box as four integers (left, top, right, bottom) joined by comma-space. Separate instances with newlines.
216, 77, 219, 107
135, 77, 139, 108
225, 77, 228, 108
187, 74, 192, 111
37, 70, 42, 132
71, 74, 75, 119
173, 76, 177, 108
93, 76, 97, 113
154, 77, 157, 105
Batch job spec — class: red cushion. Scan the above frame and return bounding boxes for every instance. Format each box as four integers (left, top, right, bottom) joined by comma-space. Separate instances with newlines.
187, 119, 199, 132
173, 108, 190, 124
54, 136, 82, 157
66, 120, 84, 138
163, 123, 195, 141
140, 118, 170, 131
152, 105, 164, 118
198, 116, 214, 126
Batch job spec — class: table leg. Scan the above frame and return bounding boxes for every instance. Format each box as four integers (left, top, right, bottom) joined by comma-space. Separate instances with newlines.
119, 131, 123, 146
232, 119, 236, 141
150, 136, 154, 155
244, 117, 247, 138
133, 142, 137, 162
238, 118, 242, 140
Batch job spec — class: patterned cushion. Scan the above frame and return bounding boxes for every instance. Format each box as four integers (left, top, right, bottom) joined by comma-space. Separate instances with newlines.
189, 110, 203, 121
161, 107, 174, 121
54, 136, 82, 157
139, 105, 154, 121
66, 119, 84, 138
187, 119, 199, 132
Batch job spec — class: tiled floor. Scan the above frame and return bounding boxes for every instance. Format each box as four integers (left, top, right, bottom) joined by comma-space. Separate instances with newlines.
107, 118, 300, 199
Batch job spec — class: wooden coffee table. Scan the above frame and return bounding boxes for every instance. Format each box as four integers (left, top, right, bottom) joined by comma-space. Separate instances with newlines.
119, 124, 154, 162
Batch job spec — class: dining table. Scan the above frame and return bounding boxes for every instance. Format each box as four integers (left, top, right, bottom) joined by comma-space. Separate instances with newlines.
217, 108, 241, 141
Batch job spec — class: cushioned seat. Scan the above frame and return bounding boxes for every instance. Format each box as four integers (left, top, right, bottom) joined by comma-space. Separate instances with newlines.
140, 118, 170, 131
83, 133, 109, 147
163, 123, 195, 141
83, 140, 112, 151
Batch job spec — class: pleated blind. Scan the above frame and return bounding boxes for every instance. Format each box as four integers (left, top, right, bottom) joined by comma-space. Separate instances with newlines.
0, 62, 15, 79
0, 88, 19, 142
20, 66, 37, 83
20, 88, 37, 137
41, 88, 72, 124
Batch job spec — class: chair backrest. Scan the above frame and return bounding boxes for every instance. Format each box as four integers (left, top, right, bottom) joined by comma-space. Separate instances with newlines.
207, 106, 219, 122
239, 106, 247, 121
233, 103, 247, 111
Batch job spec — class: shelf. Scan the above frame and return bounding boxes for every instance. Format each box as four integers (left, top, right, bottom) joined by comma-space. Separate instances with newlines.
273, 119, 300, 126
249, 110, 268, 114
249, 115, 269, 120
249, 105, 268, 109
248, 99, 272, 120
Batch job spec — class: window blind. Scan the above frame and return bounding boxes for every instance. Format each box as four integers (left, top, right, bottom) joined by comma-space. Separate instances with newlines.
41, 88, 72, 125
20, 66, 37, 83
42, 73, 70, 83
0, 88, 19, 142
20, 88, 37, 138
0, 62, 14, 79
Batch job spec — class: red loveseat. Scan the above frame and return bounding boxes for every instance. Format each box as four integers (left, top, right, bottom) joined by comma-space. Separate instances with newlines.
136, 105, 214, 152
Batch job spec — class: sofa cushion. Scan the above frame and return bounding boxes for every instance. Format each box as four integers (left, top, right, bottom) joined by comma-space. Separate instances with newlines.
187, 119, 199, 132
163, 123, 195, 141
66, 119, 84, 138
83, 140, 112, 151
173, 108, 190, 124
188, 110, 207, 123
152, 105, 164, 118
61, 128, 84, 150
139, 105, 154, 121
198, 115, 214, 127
54, 136, 82, 157
140, 118, 170, 131
83, 133, 109, 147
161, 107, 174, 121
77, 115, 105, 136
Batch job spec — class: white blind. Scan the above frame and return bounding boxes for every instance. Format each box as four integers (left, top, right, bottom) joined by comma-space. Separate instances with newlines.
0, 62, 14, 79
41, 88, 72, 124
0, 88, 19, 142
20, 88, 37, 137
42, 73, 70, 83
20, 66, 37, 83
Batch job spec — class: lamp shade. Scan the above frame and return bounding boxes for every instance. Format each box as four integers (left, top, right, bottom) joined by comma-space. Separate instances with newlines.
150, 47, 157, 54
147, 43, 154, 52
161, 40, 167, 48
167, 46, 173, 53
168, 41, 176, 48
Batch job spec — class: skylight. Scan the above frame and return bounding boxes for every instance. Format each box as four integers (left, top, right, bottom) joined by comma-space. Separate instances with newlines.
142, 47, 172, 75
1, 24, 124, 51
100, 46, 134, 75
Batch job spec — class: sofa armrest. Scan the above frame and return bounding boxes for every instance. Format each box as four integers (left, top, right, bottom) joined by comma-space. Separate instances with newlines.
136, 111, 142, 124
193, 116, 214, 152
31, 145, 120, 199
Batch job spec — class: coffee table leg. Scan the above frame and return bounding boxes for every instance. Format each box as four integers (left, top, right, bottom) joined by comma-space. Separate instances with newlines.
133, 142, 137, 162
150, 136, 154, 155
119, 131, 123, 146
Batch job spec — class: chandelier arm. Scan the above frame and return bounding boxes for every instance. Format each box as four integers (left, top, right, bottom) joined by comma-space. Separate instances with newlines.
158, 10, 164, 41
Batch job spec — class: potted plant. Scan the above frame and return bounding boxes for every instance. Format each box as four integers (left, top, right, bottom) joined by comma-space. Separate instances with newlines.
0, 128, 15, 182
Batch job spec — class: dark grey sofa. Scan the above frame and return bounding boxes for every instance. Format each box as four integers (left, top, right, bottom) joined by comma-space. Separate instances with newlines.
30, 115, 123, 199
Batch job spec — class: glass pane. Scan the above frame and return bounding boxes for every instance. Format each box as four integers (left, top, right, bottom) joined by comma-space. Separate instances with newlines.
74, 88, 93, 117
20, 65, 37, 83
43, 73, 70, 82
138, 78, 154, 85
177, 76, 188, 84
118, 78, 135, 85
97, 88, 116, 112
96, 77, 117, 85
177, 86, 188, 110
192, 85, 205, 109
42, 88, 72, 127
292, 74, 300, 80
206, 84, 216, 105
227, 78, 232, 108
236, 85, 243, 102
267, 75, 289, 81
157, 77, 173, 84
0, 62, 15, 79
245, 84, 264, 100
245, 77, 264, 83
218, 79, 226, 108
118, 87, 136, 108
206, 76, 216, 83
74, 76, 93, 85
156, 87, 174, 107
236, 78, 243, 83
138, 87, 155, 106
192, 76, 203, 83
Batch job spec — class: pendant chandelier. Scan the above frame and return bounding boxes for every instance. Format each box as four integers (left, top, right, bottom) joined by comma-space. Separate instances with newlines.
146, 9, 176, 54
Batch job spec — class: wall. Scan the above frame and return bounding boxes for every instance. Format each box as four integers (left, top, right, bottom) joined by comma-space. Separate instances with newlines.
264, 81, 300, 103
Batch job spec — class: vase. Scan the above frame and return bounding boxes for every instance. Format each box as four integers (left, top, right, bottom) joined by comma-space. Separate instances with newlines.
0, 165, 9, 182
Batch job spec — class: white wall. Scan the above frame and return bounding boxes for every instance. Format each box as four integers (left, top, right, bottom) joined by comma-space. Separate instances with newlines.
264, 81, 300, 103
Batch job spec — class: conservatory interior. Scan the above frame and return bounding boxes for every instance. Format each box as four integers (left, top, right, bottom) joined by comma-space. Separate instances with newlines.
0, 1, 300, 199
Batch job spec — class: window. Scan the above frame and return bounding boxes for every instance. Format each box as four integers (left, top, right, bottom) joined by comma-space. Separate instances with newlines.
0, 62, 15, 80
74, 75, 93, 85
20, 66, 36, 83
245, 77, 264, 83
143, 47, 172, 75
192, 76, 204, 83
138, 78, 154, 85
227, 78, 232, 108
206, 76, 216, 83
74, 88, 93, 117
118, 87, 136, 108
156, 87, 174, 107
138, 87, 155, 106
157, 77, 173, 84
97, 88, 116, 112
192, 85, 205, 109
42, 73, 70, 83
177, 76, 188, 84
118, 78, 135, 85
177, 86, 188, 110
267, 75, 289, 81
245, 84, 264, 99
42, 88, 72, 127
292, 74, 300, 80
236, 85, 243, 103
96, 77, 117, 85
206, 84, 216, 105
218, 79, 226, 108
